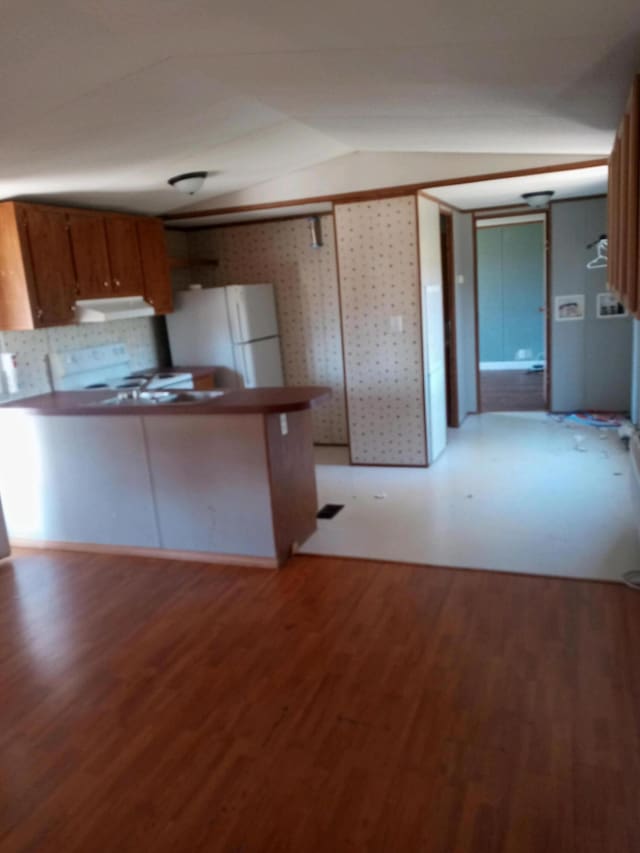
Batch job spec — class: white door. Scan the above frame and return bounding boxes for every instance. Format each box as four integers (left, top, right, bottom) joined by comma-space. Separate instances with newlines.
167, 289, 233, 365
234, 337, 284, 388
417, 196, 448, 463
226, 284, 279, 344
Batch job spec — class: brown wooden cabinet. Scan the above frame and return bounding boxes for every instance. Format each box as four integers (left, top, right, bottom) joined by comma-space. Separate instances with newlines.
0, 200, 174, 330
68, 212, 112, 299
136, 219, 173, 314
21, 205, 77, 327
0, 202, 76, 329
104, 216, 145, 297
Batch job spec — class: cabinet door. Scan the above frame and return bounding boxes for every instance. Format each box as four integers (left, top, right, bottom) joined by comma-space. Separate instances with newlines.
21, 206, 76, 327
104, 216, 144, 297
136, 219, 173, 314
68, 213, 112, 299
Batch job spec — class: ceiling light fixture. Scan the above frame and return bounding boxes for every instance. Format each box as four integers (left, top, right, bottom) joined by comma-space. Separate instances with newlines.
168, 171, 208, 195
521, 190, 555, 208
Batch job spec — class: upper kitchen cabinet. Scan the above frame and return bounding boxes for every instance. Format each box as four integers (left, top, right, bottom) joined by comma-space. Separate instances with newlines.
136, 218, 173, 314
67, 211, 112, 299
0, 202, 76, 329
0, 200, 174, 330
104, 216, 145, 297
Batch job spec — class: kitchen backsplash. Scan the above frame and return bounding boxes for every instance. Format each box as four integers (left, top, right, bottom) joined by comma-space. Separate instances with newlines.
186, 215, 348, 445
0, 318, 167, 402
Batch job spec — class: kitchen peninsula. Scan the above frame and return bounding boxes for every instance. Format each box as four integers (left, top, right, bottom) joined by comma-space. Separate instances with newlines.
0, 386, 330, 568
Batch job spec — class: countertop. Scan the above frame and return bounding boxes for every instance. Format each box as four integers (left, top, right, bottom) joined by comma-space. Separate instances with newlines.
0, 386, 331, 416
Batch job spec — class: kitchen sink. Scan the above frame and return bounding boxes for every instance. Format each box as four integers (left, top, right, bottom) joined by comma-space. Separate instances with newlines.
165, 391, 225, 403
94, 390, 225, 406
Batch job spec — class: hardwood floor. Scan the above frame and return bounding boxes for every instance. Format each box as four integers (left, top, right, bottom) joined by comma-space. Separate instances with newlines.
1, 548, 639, 852
480, 369, 546, 411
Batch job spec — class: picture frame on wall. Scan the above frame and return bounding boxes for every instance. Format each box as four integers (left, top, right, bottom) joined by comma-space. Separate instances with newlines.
596, 292, 628, 319
555, 294, 585, 322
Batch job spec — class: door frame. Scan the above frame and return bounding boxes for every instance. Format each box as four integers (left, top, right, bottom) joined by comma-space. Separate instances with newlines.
472, 210, 551, 413
439, 211, 460, 427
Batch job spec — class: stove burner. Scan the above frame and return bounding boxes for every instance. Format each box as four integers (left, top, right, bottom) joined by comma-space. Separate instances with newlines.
85, 383, 109, 389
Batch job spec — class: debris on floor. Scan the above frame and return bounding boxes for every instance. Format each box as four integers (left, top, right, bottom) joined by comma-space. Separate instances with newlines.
573, 434, 588, 452
373, 492, 387, 500
551, 411, 625, 429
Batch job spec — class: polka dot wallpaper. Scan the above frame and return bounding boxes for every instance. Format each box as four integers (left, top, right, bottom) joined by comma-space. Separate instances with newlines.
335, 197, 427, 466
187, 215, 348, 445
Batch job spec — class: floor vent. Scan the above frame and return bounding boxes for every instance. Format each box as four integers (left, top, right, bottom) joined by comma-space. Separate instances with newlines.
317, 504, 344, 519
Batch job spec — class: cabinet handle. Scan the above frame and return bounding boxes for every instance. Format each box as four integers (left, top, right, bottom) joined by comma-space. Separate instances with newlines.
70, 305, 76, 313
36, 307, 44, 320
103, 281, 110, 288
114, 278, 121, 288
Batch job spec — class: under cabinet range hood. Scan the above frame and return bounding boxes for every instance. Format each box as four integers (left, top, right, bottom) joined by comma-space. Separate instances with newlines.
75, 296, 155, 323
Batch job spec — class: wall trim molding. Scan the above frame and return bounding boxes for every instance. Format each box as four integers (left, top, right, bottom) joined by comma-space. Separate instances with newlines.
162, 159, 607, 223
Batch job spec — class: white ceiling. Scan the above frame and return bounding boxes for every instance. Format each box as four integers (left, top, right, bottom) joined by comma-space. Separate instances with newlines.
0, 0, 636, 214
432, 165, 608, 210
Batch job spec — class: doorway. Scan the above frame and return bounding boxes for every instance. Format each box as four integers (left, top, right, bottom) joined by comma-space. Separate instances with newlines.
440, 212, 459, 427
475, 214, 548, 412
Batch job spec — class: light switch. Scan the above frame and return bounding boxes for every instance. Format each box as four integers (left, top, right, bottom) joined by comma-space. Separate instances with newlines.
456, 274, 465, 285
389, 315, 404, 333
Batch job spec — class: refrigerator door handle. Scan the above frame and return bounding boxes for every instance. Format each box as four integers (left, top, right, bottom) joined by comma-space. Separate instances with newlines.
234, 301, 246, 344
241, 345, 253, 387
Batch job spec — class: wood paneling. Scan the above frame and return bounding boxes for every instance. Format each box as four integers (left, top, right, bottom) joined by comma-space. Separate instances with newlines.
21, 204, 76, 326
104, 216, 144, 297
136, 218, 173, 313
1, 548, 639, 852
67, 212, 112, 298
0, 203, 35, 329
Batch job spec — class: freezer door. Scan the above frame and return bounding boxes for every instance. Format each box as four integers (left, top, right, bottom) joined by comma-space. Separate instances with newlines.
235, 337, 284, 388
226, 284, 279, 344
166, 289, 240, 387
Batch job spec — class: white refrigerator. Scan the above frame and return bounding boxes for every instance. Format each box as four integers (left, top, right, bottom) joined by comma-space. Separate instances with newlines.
166, 284, 284, 388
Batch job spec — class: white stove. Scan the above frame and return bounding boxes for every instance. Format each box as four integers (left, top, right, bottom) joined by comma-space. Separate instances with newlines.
49, 344, 193, 392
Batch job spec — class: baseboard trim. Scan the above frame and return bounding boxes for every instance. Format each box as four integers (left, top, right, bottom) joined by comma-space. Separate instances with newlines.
10, 539, 280, 570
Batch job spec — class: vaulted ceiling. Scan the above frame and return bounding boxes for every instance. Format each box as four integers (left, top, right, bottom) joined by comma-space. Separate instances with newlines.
1, 0, 637, 214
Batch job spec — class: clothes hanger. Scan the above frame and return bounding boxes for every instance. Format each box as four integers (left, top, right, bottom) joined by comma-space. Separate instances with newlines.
586, 234, 608, 269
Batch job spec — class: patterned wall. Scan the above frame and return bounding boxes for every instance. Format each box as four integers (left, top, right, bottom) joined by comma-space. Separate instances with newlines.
335, 196, 427, 466
0, 318, 166, 402
186, 215, 348, 444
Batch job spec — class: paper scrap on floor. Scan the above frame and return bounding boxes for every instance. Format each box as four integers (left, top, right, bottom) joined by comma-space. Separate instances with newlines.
550, 412, 625, 429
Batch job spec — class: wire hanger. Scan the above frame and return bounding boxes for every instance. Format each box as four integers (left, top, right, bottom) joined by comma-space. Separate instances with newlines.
586, 234, 608, 269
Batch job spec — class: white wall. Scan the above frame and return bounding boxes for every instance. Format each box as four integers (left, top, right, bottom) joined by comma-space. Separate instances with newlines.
417, 195, 447, 462
452, 212, 478, 419
180, 152, 599, 214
